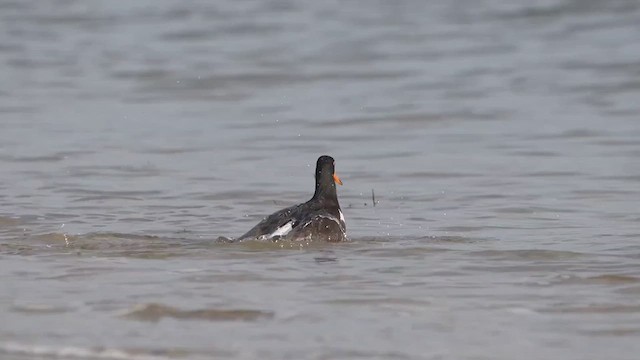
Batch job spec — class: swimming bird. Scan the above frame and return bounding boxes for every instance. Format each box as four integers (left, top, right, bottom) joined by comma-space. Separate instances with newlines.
237, 155, 347, 242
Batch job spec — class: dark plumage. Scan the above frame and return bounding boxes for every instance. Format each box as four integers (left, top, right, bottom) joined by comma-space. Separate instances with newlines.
237, 155, 347, 242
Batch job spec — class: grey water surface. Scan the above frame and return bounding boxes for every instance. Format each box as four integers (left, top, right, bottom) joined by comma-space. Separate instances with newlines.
1, 0, 640, 359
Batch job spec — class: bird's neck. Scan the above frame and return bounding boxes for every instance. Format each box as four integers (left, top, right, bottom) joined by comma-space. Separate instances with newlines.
312, 184, 339, 207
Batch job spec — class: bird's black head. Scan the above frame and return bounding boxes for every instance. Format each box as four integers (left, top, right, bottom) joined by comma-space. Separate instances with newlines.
312, 155, 342, 202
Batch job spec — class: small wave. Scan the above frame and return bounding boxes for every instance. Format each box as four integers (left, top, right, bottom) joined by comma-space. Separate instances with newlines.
0, 342, 180, 360
11, 303, 72, 314
471, 249, 588, 260
542, 304, 640, 314
550, 274, 640, 286
120, 303, 273, 322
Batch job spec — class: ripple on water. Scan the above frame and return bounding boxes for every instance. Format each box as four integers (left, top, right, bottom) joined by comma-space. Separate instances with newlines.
470, 249, 589, 260
3, 231, 365, 258
120, 303, 273, 322
0, 341, 216, 360
11, 303, 72, 315
542, 304, 640, 314
548, 274, 640, 286
2, 232, 204, 258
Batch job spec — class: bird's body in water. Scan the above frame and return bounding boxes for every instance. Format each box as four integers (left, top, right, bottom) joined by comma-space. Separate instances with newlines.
238, 155, 347, 242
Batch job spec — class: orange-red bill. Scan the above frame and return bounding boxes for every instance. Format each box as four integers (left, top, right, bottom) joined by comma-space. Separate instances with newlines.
333, 173, 343, 185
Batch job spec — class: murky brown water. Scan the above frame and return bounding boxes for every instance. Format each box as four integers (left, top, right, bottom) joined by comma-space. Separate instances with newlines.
1, 0, 640, 359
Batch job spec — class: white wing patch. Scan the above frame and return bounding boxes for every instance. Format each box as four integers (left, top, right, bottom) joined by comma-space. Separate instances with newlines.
339, 209, 345, 224
304, 214, 345, 229
268, 221, 294, 238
